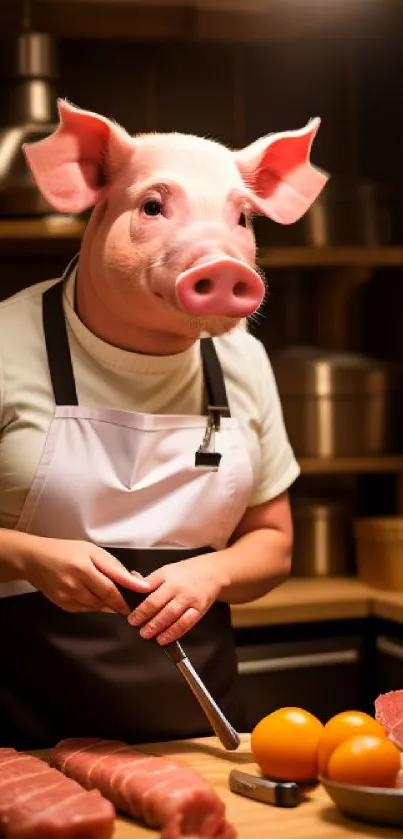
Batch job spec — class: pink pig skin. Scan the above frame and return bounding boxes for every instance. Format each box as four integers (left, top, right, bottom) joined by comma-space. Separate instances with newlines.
23, 100, 328, 346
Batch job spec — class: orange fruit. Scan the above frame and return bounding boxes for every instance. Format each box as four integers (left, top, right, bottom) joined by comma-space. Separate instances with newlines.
318, 711, 387, 776
251, 707, 324, 783
327, 735, 401, 788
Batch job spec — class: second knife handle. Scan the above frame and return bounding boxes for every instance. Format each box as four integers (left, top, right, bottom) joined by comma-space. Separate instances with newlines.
229, 770, 301, 808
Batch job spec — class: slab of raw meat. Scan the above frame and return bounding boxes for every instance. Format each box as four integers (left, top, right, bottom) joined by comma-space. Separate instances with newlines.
51, 737, 237, 838
375, 690, 403, 750
395, 769, 403, 788
0, 747, 115, 839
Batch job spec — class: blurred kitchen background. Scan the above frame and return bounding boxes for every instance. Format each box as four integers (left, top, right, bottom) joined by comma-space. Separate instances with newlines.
2, 0, 403, 724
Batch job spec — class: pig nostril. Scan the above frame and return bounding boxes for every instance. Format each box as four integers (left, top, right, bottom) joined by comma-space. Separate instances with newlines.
194, 279, 249, 297
233, 282, 248, 297
194, 279, 212, 295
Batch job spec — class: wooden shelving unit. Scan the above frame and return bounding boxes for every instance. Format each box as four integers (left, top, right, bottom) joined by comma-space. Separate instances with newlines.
2, 219, 403, 268
259, 247, 403, 269
0, 218, 86, 257
299, 457, 403, 514
0, 218, 85, 244
299, 456, 403, 475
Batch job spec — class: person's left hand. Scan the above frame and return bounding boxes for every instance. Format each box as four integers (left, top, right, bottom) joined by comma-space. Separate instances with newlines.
127, 554, 226, 644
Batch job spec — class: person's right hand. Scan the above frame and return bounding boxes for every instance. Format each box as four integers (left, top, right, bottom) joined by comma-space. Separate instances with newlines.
21, 536, 150, 615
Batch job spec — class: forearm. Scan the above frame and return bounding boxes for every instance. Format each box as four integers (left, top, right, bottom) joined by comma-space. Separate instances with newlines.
215, 527, 292, 604
0, 528, 37, 582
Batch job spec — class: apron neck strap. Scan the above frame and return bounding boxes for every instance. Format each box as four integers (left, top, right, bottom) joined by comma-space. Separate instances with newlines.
42, 275, 230, 414
43, 280, 78, 406
200, 338, 230, 414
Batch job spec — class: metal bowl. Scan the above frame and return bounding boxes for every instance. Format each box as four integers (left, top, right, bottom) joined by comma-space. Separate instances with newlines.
320, 776, 403, 827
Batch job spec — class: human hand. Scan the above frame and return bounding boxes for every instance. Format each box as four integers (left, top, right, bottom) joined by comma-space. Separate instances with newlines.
127, 554, 227, 644
22, 535, 150, 614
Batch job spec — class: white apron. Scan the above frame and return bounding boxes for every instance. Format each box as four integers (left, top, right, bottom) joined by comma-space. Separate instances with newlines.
0, 268, 253, 750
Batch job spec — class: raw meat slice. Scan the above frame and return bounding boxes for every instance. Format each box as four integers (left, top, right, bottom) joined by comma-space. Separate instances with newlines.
375, 690, 403, 750
375, 690, 403, 732
0, 761, 49, 794
51, 737, 237, 839
0, 752, 18, 763
0, 747, 115, 839
395, 769, 403, 788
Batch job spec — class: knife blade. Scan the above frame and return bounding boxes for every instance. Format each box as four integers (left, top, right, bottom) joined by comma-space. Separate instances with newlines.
116, 583, 240, 751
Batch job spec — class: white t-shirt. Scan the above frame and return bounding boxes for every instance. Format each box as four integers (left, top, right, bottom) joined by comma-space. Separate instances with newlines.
0, 269, 300, 529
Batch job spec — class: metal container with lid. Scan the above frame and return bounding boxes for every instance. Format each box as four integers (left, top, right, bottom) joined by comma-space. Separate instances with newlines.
272, 345, 402, 458
0, 29, 59, 216
254, 177, 391, 248
292, 495, 355, 578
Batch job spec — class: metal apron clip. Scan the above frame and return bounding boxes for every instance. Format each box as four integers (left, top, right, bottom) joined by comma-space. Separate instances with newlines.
195, 406, 229, 468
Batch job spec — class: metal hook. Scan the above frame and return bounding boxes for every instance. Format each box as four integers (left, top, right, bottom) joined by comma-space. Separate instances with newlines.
195, 406, 228, 468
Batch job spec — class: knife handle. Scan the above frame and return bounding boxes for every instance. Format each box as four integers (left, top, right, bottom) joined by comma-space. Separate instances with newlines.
115, 583, 186, 663
229, 770, 301, 808
115, 584, 148, 612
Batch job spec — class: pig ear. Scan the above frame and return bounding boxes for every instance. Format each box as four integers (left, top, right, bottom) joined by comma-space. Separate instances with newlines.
234, 118, 329, 224
22, 99, 135, 214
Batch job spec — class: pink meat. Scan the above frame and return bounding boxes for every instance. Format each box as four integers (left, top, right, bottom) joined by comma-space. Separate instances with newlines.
0, 752, 18, 762
0, 748, 115, 839
375, 690, 403, 749
51, 738, 237, 838
395, 769, 403, 788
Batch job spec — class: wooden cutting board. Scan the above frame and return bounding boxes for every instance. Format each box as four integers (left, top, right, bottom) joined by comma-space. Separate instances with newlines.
52, 734, 402, 839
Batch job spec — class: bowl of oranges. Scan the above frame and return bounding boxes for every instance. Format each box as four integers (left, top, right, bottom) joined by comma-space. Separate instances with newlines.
250, 706, 403, 826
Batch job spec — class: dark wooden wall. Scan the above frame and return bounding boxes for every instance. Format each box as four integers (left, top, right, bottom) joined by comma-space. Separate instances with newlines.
56, 35, 357, 173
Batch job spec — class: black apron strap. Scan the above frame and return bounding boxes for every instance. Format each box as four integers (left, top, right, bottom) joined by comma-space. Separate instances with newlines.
200, 337, 230, 416
42, 280, 78, 407
42, 273, 231, 420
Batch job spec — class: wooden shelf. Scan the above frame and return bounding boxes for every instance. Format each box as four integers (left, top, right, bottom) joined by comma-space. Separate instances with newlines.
2, 220, 403, 268
231, 578, 370, 628
299, 455, 403, 475
259, 246, 403, 268
0, 218, 85, 242
0, 218, 85, 257
231, 577, 403, 628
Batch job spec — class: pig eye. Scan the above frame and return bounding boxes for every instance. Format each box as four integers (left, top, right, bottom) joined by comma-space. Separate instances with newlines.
238, 212, 247, 228
142, 199, 163, 216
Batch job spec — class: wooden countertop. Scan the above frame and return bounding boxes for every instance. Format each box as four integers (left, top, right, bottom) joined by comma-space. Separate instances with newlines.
230, 578, 403, 628
73, 734, 400, 839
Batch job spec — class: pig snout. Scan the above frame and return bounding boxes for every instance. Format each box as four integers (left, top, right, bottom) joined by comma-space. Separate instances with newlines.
175, 256, 265, 319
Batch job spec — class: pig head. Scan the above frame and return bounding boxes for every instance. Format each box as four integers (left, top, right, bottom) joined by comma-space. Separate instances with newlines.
23, 100, 328, 343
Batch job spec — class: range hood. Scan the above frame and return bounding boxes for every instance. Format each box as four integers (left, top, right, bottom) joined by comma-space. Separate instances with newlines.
0, 30, 59, 217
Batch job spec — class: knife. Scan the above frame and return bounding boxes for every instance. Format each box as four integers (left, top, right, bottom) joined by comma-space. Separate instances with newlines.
229, 770, 301, 808
116, 584, 240, 751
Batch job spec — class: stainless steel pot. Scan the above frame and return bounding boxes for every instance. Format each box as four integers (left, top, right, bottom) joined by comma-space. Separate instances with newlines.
291, 495, 355, 578
254, 177, 391, 248
0, 31, 59, 216
272, 346, 402, 458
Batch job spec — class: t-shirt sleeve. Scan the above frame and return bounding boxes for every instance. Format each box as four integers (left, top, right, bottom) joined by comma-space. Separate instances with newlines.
249, 340, 300, 507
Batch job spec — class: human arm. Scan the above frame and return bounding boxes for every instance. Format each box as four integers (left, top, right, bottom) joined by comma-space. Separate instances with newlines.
0, 528, 150, 614
215, 489, 293, 603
